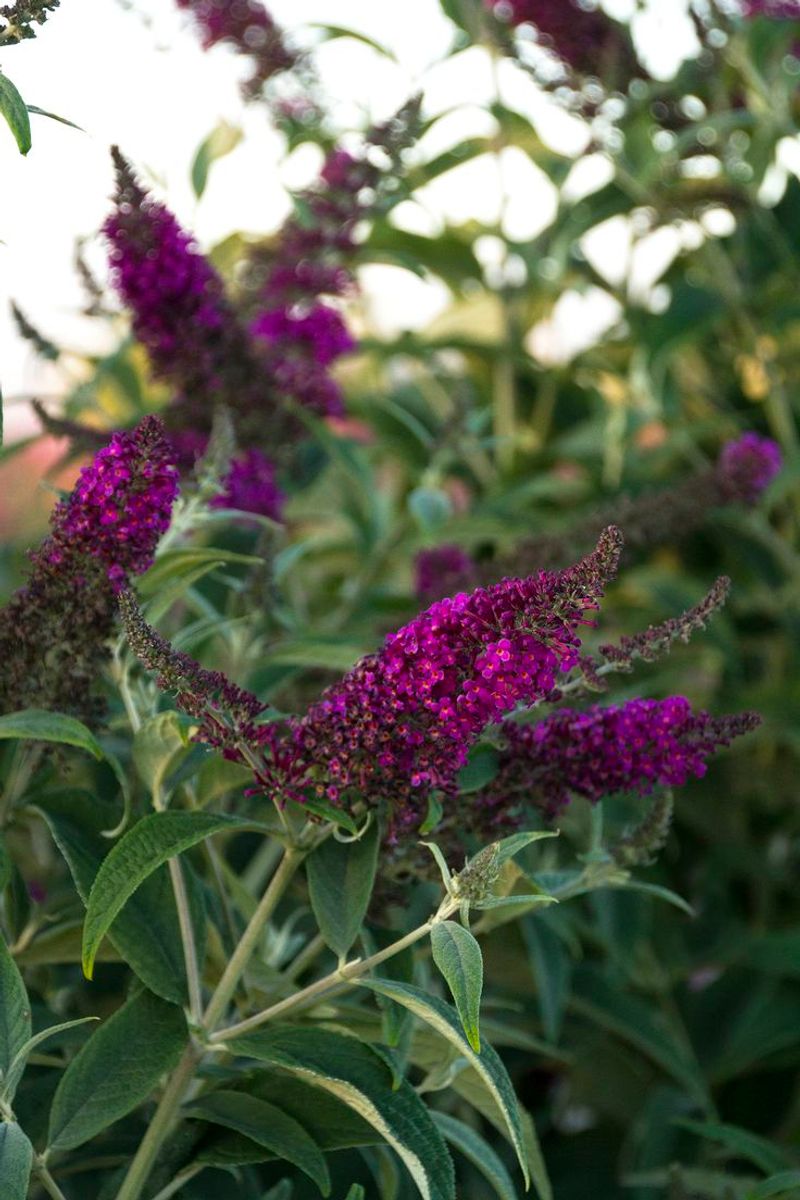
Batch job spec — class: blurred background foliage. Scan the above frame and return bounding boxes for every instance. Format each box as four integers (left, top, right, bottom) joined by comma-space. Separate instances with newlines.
2, 1, 800, 1197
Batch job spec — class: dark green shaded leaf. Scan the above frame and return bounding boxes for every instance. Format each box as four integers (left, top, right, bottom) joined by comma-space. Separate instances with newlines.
227, 1027, 455, 1200
430, 921, 483, 1053
47, 990, 187, 1152
0, 73, 31, 154
0, 1123, 32, 1200
307, 820, 380, 960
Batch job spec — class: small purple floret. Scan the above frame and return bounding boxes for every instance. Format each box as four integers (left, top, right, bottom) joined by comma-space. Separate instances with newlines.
211, 448, 285, 521
414, 545, 477, 602
716, 432, 782, 503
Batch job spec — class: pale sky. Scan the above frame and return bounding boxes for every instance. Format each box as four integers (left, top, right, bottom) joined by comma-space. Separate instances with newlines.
0, 0, 760, 433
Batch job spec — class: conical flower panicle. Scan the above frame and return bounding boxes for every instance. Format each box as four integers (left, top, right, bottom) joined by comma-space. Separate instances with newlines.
0, 417, 179, 721
275, 527, 623, 832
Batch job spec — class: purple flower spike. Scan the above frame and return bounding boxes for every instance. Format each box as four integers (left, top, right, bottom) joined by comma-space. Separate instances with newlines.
212, 448, 285, 521
52, 418, 179, 589
414, 545, 477, 603
0, 417, 179, 720
252, 303, 356, 367
716, 433, 782, 503
257, 527, 623, 833
482, 698, 761, 820
175, 0, 296, 96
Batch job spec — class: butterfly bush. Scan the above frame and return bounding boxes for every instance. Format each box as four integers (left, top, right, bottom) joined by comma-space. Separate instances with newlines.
0, 416, 178, 721
478, 699, 761, 822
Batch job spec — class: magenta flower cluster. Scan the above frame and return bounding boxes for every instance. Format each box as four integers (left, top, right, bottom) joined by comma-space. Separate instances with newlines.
0, 417, 179, 720
49, 418, 179, 590
252, 304, 356, 367
486, 0, 627, 77
415, 545, 477, 603
175, 0, 296, 96
250, 302, 355, 418
716, 432, 782, 503
482, 697, 760, 820
211, 447, 285, 521
255, 528, 622, 832
105, 158, 230, 389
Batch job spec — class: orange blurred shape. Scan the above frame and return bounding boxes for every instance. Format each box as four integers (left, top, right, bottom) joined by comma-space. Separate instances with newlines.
635, 421, 668, 451
0, 437, 83, 543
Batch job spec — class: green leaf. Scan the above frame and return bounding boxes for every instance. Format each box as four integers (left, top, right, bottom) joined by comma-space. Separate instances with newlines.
306, 820, 380, 960
0, 936, 31, 1102
747, 1171, 800, 1198
344, 1187, 366, 1200
521, 915, 571, 1044
0, 1123, 32, 1200
613, 879, 694, 916
47, 989, 187, 1152
191, 120, 242, 199
360, 979, 529, 1191
37, 790, 203, 1004
430, 921, 483, 1053
3, 1017, 97, 1103
675, 1118, 792, 1176
138, 548, 262, 597
187, 1090, 330, 1195
493, 831, 559, 868
287, 795, 358, 835
432, 1112, 518, 1200
0, 709, 104, 760
132, 712, 192, 803
310, 23, 398, 60
0, 73, 31, 154
26, 104, 83, 131
572, 966, 708, 1105
82, 810, 248, 978
226, 1028, 455, 1200
456, 745, 500, 794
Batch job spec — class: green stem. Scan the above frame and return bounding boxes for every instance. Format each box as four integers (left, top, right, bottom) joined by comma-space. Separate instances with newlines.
203, 846, 304, 1031
114, 1045, 201, 1200
210, 898, 459, 1044
35, 1160, 70, 1200
148, 1165, 205, 1200
167, 857, 203, 1026
285, 931, 327, 982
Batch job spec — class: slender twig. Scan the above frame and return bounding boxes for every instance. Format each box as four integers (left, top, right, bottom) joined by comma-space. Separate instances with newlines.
167, 857, 203, 1026
34, 1160, 69, 1200
210, 897, 459, 1044
113, 1045, 201, 1200
285, 931, 327, 982
203, 846, 305, 1031
149, 1165, 205, 1200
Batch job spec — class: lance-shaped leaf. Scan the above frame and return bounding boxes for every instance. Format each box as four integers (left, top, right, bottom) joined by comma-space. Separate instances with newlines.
226, 1028, 455, 1200
2, 1017, 97, 1104
37, 790, 204, 1004
47, 989, 187, 1152
0, 74, 31, 155
0, 1123, 32, 1200
187, 1090, 330, 1195
748, 1171, 800, 1198
430, 921, 483, 1053
306, 819, 380, 960
0, 709, 104, 760
82, 810, 252, 978
360, 978, 529, 1191
432, 1112, 518, 1200
0, 936, 31, 1103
